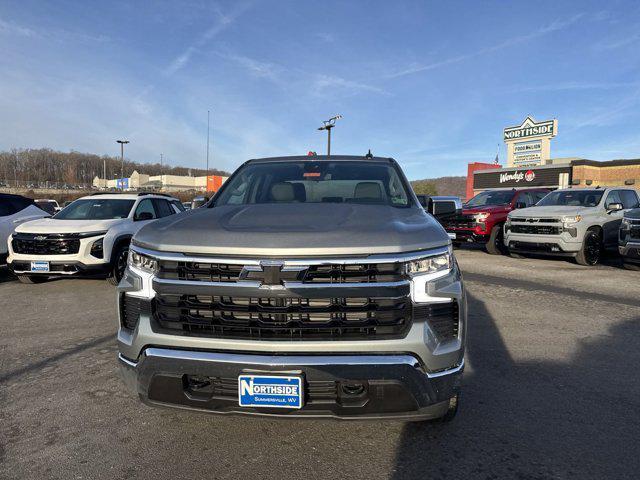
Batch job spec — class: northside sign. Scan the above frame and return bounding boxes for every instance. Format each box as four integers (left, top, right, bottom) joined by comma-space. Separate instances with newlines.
504, 116, 557, 141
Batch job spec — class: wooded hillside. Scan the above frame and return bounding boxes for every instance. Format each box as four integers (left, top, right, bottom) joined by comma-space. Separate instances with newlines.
0, 148, 230, 187
410, 176, 466, 198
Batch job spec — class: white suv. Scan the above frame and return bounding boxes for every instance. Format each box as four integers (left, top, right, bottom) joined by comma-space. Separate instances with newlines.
7, 193, 184, 284
1, 193, 49, 265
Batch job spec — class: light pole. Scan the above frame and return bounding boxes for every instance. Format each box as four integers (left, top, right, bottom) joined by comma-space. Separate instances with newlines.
116, 139, 129, 190
206, 110, 210, 178
317, 115, 342, 156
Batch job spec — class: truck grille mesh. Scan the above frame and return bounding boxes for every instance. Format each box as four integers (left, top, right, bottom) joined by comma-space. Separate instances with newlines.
156, 260, 405, 284
12, 233, 80, 255
510, 225, 560, 235
152, 294, 411, 340
442, 214, 475, 229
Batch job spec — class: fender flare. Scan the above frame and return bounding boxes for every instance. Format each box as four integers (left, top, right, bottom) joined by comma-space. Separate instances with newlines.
109, 234, 133, 265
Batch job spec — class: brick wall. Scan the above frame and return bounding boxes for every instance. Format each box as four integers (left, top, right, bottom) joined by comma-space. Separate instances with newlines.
572, 164, 640, 190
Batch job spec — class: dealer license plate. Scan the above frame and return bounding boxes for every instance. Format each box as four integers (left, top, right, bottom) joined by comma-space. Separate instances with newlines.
238, 374, 303, 409
30, 261, 50, 273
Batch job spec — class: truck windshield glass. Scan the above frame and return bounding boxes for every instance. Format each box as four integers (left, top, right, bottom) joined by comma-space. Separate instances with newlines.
465, 190, 515, 207
536, 190, 604, 207
213, 161, 411, 207
54, 199, 135, 219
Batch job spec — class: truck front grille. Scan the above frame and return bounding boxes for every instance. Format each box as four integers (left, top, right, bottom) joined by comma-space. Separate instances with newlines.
442, 214, 475, 229
510, 224, 560, 235
629, 220, 640, 240
153, 294, 411, 340
157, 260, 405, 284
12, 233, 80, 255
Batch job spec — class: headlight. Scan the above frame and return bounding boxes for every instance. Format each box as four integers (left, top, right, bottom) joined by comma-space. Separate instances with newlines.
128, 250, 158, 274
90, 238, 104, 258
505, 216, 512, 226
561, 215, 582, 226
473, 213, 490, 222
621, 217, 631, 229
406, 251, 452, 276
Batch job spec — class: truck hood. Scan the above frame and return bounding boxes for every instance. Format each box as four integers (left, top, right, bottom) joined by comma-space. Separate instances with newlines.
134, 203, 449, 257
624, 208, 640, 220
462, 204, 510, 215
509, 205, 593, 218
15, 217, 123, 234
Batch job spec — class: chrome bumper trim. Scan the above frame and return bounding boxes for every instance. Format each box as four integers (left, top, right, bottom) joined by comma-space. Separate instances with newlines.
118, 350, 464, 379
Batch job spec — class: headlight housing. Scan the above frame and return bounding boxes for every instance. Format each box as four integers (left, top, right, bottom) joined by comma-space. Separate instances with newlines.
90, 238, 104, 258
128, 250, 158, 274
621, 217, 631, 229
561, 215, 582, 226
405, 250, 452, 276
473, 212, 490, 223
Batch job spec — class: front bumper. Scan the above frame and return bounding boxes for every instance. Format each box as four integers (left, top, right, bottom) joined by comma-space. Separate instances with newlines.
619, 241, 640, 262
119, 348, 463, 420
446, 229, 490, 244
8, 260, 111, 276
504, 231, 581, 256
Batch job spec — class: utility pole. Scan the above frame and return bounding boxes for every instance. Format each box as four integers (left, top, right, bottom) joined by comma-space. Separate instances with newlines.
103, 158, 106, 189
317, 115, 342, 156
160, 153, 163, 191
206, 110, 210, 177
116, 139, 129, 190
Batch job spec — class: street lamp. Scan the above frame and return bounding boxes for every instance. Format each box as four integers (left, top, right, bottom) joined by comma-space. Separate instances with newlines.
116, 139, 129, 190
317, 115, 342, 156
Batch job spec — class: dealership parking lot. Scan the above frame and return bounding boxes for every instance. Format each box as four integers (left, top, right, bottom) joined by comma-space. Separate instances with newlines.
1, 249, 640, 480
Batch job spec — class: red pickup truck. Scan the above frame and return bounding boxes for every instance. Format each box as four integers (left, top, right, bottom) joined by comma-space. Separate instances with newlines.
442, 188, 550, 254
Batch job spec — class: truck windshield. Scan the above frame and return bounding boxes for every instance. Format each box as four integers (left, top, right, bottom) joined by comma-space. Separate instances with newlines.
54, 199, 135, 219
465, 190, 515, 207
536, 190, 604, 207
213, 161, 411, 207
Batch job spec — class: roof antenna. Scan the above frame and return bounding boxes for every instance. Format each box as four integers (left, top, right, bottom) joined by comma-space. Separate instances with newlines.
365, 149, 373, 159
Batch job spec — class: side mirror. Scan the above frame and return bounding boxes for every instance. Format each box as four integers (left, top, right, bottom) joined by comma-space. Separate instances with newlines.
135, 211, 154, 221
607, 202, 623, 212
514, 201, 527, 209
432, 202, 457, 216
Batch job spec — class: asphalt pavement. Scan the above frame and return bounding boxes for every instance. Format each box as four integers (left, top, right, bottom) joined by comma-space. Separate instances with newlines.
1, 249, 639, 480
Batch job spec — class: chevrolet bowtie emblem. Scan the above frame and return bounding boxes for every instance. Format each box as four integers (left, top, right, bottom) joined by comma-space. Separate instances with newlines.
259, 261, 285, 286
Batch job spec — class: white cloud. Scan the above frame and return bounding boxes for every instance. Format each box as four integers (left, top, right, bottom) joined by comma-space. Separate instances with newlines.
165, 3, 252, 75
0, 17, 37, 37
388, 13, 588, 79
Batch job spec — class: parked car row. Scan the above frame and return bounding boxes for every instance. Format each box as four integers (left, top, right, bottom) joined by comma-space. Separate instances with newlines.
2, 192, 185, 284
437, 186, 640, 268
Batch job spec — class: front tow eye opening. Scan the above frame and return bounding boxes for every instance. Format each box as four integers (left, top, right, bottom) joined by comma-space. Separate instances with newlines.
183, 375, 214, 401
341, 382, 366, 396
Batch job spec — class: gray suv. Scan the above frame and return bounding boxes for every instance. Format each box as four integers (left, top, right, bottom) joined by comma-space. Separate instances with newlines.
117, 155, 466, 421
504, 187, 639, 265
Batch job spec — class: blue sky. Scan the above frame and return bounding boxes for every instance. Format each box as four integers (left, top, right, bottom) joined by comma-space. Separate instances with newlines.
1, 0, 640, 179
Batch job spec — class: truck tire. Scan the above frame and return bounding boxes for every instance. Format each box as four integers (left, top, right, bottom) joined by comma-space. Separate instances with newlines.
485, 224, 505, 255
623, 261, 640, 271
575, 229, 602, 266
108, 244, 129, 286
16, 274, 48, 284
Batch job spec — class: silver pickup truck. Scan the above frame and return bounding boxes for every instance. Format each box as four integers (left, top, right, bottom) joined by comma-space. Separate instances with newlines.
116, 154, 466, 421
504, 187, 639, 265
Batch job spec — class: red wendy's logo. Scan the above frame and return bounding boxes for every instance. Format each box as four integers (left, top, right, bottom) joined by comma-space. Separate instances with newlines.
525, 170, 535, 182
